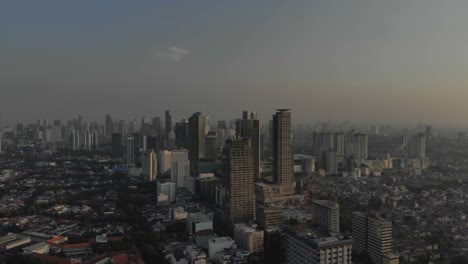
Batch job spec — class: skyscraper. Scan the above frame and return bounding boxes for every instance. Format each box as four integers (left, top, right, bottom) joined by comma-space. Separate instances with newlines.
354, 133, 368, 164
223, 138, 255, 225
236, 111, 261, 179
84, 127, 92, 150
165, 110, 172, 139
91, 129, 99, 150
111, 133, 122, 158
311, 200, 340, 234
175, 119, 189, 149
68, 128, 80, 151
408, 133, 426, 158
105, 114, 113, 137
352, 212, 393, 264
171, 149, 190, 188
205, 131, 218, 161
188, 112, 206, 174
272, 109, 293, 194
142, 150, 157, 182
124, 137, 135, 165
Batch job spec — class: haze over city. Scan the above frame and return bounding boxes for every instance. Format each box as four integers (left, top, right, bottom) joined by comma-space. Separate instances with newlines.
2, 1, 468, 126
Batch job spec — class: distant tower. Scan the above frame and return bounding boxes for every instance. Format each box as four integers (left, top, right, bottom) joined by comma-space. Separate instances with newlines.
188, 112, 206, 174
408, 133, 425, 158
119, 120, 126, 144
273, 109, 294, 194
354, 133, 368, 164
68, 128, 80, 151
142, 150, 157, 181
111, 133, 122, 158
175, 119, 189, 149
105, 114, 113, 137
425, 125, 432, 143
91, 129, 99, 150
124, 137, 135, 165
84, 127, 92, 150
165, 110, 172, 140
223, 138, 255, 225
205, 131, 218, 161
236, 111, 261, 179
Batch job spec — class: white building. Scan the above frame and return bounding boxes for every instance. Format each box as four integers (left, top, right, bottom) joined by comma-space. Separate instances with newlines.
171, 149, 190, 188
157, 180, 176, 203
208, 237, 236, 258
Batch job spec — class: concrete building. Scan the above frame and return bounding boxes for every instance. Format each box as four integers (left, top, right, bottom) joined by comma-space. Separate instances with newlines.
124, 137, 135, 165
236, 111, 261, 179
142, 150, 157, 181
171, 149, 190, 188
354, 133, 368, 164
158, 150, 172, 174
326, 151, 338, 174
311, 200, 340, 234
68, 128, 80, 151
189, 112, 206, 174
165, 110, 172, 139
205, 131, 218, 161
233, 223, 264, 254
352, 212, 393, 264
408, 133, 425, 158
223, 138, 255, 225
256, 205, 283, 229
273, 109, 294, 194
208, 237, 236, 258
285, 227, 352, 264
187, 212, 214, 234
157, 180, 176, 203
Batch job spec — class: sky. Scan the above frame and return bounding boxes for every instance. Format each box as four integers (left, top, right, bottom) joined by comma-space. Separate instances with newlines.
2, 0, 468, 127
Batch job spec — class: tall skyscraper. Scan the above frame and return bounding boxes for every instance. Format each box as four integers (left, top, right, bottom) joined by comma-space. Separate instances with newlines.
223, 138, 255, 225
124, 137, 135, 165
408, 133, 426, 158
175, 119, 189, 149
105, 114, 113, 137
68, 128, 80, 151
91, 129, 99, 150
171, 149, 190, 188
142, 150, 157, 181
84, 127, 92, 150
165, 110, 172, 139
118, 120, 126, 144
205, 131, 218, 161
272, 109, 293, 194
354, 133, 368, 164
352, 212, 393, 264
236, 111, 261, 179
188, 112, 206, 174
111, 133, 122, 158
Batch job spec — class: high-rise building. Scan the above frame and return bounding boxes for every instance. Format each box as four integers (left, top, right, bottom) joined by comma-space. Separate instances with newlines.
352, 212, 393, 264
285, 227, 352, 264
91, 129, 99, 150
142, 150, 157, 181
326, 150, 338, 174
273, 109, 294, 194
84, 127, 92, 150
124, 137, 135, 165
189, 112, 206, 174
111, 133, 122, 158
354, 133, 368, 164
425, 125, 432, 143
223, 138, 255, 225
236, 111, 261, 179
158, 150, 172, 174
68, 128, 80, 151
118, 120, 126, 144
165, 110, 172, 139
171, 149, 190, 188
311, 200, 340, 234
105, 115, 113, 137
175, 119, 189, 149
205, 131, 218, 161
408, 133, 425, 158
146, 136, 157, 151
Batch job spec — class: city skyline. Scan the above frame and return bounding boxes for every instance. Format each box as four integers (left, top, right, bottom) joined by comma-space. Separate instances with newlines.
3, 1, 468, 126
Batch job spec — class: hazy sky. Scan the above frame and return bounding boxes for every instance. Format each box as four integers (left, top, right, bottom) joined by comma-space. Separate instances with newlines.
2, 0, 468, 127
